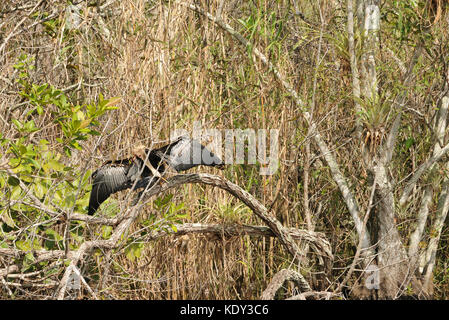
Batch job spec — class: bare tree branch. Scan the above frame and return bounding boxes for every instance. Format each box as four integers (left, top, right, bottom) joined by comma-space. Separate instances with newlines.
138, 173, 308, 263
336, 174, 377, 292
53, 173, 315, 299
399, 140, 449, 206
260, 269, 311, 299
409, 96, 449, 265
347, 0, 362, 136
180, 1, 369, 255
1, 220, 331, 292
421, 97, 449, 287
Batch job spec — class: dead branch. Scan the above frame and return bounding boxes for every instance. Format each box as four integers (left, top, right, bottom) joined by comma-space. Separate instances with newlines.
136, 173, 309, 263
260, 269, 311, 299
409, 96, 449, 266
53, 173, 318, 299
336, 173, 377, 292
0, 222, 332, 265
147, 222, 333, 262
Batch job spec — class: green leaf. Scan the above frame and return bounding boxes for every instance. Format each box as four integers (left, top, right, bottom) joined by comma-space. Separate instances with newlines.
12, 119, 22, 130
46, 159, 65, 171
1, 210, 16, 228
16, 240, 32, 251
7, 176, 20, 187
70, 231, 84, 244
34, 182, 46, 199
404, 137, 414, 151
104, 97, 121, 108
125, 242, 143, 262
44, 228, 63, 250
102, 226, 113, 239
10, 185, 22, 200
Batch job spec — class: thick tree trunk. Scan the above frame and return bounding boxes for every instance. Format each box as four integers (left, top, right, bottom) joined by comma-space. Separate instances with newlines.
354, 0, 428, 299
373, 163, 411, 298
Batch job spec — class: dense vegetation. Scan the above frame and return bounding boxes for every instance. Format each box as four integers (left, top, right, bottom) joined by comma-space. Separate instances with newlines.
1, 0, 449, 299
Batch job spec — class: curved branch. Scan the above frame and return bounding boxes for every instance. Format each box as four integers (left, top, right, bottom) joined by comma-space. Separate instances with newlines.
54, 173, 316, 299
149, 222, 333, 261
70, 174, 323, 261
260, 269, 311, 300
1, 222, 332, 283
138, 173, 308, 264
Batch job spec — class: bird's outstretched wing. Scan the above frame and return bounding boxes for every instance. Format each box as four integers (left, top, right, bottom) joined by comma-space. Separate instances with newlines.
154, 136, 224, 172
88, 137, 224, 215
88, 159, 135, 215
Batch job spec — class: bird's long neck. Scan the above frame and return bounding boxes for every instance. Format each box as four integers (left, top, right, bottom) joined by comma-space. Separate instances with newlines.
146, 158, 162, 178
135, 148, 162, 178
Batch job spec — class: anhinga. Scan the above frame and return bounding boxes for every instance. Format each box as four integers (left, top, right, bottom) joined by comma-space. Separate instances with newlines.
88, 136, 224, 215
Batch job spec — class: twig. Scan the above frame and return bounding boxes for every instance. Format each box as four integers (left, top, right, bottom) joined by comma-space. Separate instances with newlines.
147, 222, 333, 261
0, 221, 332, 271
0, 275, 14, 296
399, 140, 449, 206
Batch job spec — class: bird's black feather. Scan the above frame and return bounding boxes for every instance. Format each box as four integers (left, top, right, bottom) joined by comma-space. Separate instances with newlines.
154, 136, 224, 172
87, 137, 224, 215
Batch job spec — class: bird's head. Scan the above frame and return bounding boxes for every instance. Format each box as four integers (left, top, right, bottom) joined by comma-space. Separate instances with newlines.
132, 144, 148, 160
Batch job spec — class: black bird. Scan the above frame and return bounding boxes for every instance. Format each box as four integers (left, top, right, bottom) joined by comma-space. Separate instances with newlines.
88, 136, 224, 215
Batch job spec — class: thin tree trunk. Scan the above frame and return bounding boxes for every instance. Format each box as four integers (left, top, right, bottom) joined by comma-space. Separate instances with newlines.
347, 0, 363, 137
420, 96, 449, 295
409, 96, 448, 278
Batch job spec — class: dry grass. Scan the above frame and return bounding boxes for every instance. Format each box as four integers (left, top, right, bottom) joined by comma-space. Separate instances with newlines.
1, 0, 449, 299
